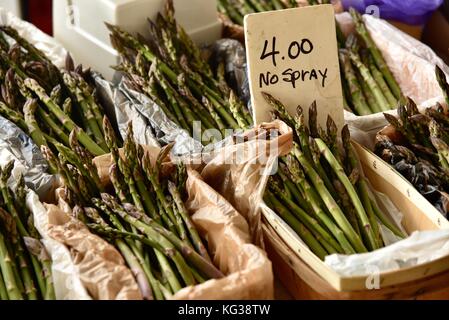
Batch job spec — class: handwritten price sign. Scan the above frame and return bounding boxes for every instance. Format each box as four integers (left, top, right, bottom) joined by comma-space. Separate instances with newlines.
259, 36, 328, 89
245, 5, 344, 129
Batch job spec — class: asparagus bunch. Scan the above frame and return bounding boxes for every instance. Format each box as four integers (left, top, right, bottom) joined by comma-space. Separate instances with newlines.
217, 0, 299, 25
262, 93, 405, 260
217, 0, 346, 26
108, 0, 252, 143
0, 25, 112, 160
375, 66, 449, 215
339, 9, 403, 115
41, 118, 223, 300
218, 0, 347, 48
0, 162, 55, 300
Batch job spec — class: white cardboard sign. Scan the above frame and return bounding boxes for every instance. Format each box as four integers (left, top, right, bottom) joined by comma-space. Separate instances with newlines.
244, 5, 344, 129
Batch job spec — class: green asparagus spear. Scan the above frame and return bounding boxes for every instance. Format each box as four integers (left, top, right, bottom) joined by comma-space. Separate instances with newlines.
339, 50, 372, 115
436, 65, 449, 107
0, 231, 23, 300
349, 8, 402, 100
265, 193, 329, 260
292, 145, 367, 253
24, 78, 106, 155
315, 138, 379, 250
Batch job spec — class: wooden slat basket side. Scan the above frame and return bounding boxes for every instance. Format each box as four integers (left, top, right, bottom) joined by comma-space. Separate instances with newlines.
261, 142, 449, 295
264, 224, 449, 300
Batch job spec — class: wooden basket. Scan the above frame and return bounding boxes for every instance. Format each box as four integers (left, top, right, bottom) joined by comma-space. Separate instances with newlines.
262, 142, 449, 299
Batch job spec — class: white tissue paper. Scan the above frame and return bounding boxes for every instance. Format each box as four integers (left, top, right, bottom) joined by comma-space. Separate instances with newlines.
325, 230, 449, 276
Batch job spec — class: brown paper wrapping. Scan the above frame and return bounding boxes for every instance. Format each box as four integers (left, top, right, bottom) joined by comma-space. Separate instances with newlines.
194, 120, 293, 246
45, 121, 291, 300
171, 170, 273, 300
219, 13, 244, 44
93, 145, 172, 188
45, 204, 142, 300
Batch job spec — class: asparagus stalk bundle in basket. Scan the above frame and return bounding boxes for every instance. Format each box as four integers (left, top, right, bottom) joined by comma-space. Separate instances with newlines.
0, 162, 55, 300
41, 117, 223, 300
108, 0, 253, 142
0, 25, 112, 160
375, 66, 449, 216
261, 93, 406, 260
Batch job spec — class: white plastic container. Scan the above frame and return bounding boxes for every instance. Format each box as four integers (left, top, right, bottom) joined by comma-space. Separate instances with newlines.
0, 0, 22, 17
53, 0, 222, 80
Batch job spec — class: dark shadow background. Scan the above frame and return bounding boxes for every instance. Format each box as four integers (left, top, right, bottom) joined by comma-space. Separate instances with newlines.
22, 0, 52, 35
423, 0, 449, 64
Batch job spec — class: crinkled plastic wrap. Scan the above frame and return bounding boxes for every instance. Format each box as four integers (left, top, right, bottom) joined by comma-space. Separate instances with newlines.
114, 81, 202, 154
0, 115, 57, 198
210, 39, 250, 106
94, 77, 160, 148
